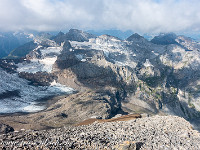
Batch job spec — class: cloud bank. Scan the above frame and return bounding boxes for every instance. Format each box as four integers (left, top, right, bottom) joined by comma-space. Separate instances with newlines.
0, 0, 200, 33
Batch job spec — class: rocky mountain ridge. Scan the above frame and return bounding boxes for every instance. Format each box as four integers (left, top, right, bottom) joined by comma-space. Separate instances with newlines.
51, 30, 200, 120
0, 29, 200, 130
0, 32, 34, 58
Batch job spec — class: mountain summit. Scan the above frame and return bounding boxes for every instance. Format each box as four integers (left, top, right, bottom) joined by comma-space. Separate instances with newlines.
126, 33, 145, 41
151, 33, 178, 45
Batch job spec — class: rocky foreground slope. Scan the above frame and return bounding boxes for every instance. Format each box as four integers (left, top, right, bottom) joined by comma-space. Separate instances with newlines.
0, 115, 200, 150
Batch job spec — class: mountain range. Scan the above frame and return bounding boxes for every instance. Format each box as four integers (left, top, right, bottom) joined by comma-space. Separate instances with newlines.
0, 29, 200, 131
0, 32, 34, 58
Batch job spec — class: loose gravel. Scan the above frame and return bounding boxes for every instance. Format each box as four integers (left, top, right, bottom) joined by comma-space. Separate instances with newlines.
0, 115, 200, 149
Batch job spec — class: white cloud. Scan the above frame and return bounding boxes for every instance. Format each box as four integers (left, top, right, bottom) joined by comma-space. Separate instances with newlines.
0, 0, 200, 33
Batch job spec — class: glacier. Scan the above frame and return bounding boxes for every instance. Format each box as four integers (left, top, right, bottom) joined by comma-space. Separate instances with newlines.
0, 67, 74, 113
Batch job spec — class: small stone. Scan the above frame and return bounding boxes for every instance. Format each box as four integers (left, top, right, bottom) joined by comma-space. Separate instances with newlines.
116, 141, 136, 150
140, 113, 149, 118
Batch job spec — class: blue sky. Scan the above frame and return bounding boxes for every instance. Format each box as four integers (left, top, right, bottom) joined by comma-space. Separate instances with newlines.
0, 0, 200, 34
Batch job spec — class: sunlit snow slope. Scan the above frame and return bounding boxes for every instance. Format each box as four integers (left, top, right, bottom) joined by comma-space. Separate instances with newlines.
17, 46, 62, 73
0, 68, 74, 113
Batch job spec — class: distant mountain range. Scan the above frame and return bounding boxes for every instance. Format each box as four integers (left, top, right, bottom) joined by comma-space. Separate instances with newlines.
0, 32, 34, 58
1, 29, 200, 59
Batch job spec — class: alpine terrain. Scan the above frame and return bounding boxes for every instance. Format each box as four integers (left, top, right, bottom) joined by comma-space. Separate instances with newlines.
0, 29, 200, 149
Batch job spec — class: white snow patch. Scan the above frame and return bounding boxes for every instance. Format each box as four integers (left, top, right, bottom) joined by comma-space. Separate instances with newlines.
23, 102, 45, 113
17, 47, 62, 73
75, 54, 83, 60
103, 51, 110, 57
39, 57, 58, 72
40, 47, 62, 56
144, 59, 153, 67
81, 59, 87, 62
49, 81, 74, 93
0, 68, 74, 113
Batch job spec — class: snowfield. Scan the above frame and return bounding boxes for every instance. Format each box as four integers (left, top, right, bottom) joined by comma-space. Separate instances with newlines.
17, 47, 62, 73
0, 68, 74, 113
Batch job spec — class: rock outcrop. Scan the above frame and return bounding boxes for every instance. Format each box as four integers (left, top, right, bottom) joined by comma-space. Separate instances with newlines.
0, 124, 14, 134
51, 29, 96, 44
18, 72, 57, 86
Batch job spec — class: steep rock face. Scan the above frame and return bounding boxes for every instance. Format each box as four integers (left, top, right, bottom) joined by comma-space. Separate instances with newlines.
53, 46, 131, 118
18, 72, 57, 86
51, 31, 66, 45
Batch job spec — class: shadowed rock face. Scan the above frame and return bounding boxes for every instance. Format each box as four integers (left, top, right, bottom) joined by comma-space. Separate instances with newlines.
0, 32, 33, 58
7, 41, 38, 59
151, 33, 178, 45
126, 33, 146, 41
52, 49, 130, 121
18, 72, 57, 86
0, 124, 14, 134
